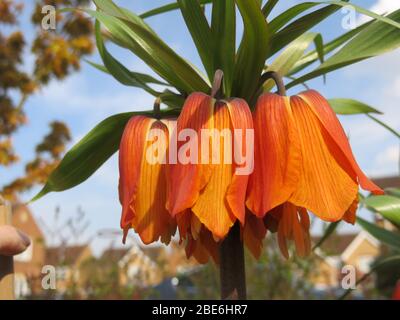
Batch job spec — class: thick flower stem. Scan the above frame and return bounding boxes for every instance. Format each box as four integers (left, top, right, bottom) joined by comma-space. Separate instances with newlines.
260, 71, 287, 96
219, 222, 247, 300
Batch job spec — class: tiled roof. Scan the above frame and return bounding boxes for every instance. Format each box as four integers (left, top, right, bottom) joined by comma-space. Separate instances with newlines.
100, 248, 130, 262
372, 176, 400, 189
312, 233, 357, 256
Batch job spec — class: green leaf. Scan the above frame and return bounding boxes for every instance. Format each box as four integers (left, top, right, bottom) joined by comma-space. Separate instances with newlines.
269, 2, 321, 34
177, 0, 214, 80
262, 0, 279, 17
339, 254, 400, 300
211, 0, 236, 96
270, 0, 400, 59
86, 59, 169, 86
325, 1, 400, 29
357, 217, 400, 252
92, 21, 184, 109
386, 188, 400, 198
139, 0, 212, 19
312, 221, 340, 251
288, 19, 374, 76
269, 1, 348, 57
264, 32, 323, 92
232, 0, 270, 100
363, 195, 400, 225
93, 0, 156, 35
367, 114, 400, 140
31, 109, 180, 201
287, 9, 400, 89
76, 8, 210, 94
328, 99, 383, 115
94, 21, 158, 95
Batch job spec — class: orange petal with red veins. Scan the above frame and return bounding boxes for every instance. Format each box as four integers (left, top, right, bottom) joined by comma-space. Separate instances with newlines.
298, 90, 383, 195
119, 116, 153, 238
166, 93, 214, 216
225, 98, 254, 225
192, 103, 236, 239
243, 213, 267, 259
129, 120, 176, 244
289, 96, 359, 222
246, 93, 301, 217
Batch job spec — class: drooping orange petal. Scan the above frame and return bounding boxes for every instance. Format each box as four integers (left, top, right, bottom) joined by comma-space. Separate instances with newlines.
243, 213, 267, 259
185, 227, 220, 264
199, 227, 220, 264
119, 116, 153, 242
191, 103, 236, 239
342, 197, 359, 225
288, 96, 359, 222
166, 93, 213, 216
246, 93, 301, 217
225, 98, 254, 225
298, 90, 383, 195
276, 203, 311, 259
292, 209, 311, 258
130, 120, 176, 245
185, 234, 210, 264
191, 214, 202, 240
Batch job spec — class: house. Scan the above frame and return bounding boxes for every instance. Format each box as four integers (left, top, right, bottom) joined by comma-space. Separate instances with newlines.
12, 204, 46, 298
311, 231, 381, 289
117, 244, 164, 287
45, 244, 92, 293
102, 241, 199, 289
372, 176, 400, 189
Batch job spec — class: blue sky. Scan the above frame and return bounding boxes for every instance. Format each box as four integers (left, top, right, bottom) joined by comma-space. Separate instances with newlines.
1, 0, 399, 255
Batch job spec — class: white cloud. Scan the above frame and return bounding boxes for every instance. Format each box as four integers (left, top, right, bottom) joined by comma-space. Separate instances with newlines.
369, 144, 400, 176
366, 0, 399, 16
36, 74, 152, 115
358, 0, 400, 24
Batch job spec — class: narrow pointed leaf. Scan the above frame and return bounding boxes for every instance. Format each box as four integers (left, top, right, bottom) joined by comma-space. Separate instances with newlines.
262, 0, 279, 17
363, 195, 400, 225
287, 9, 400, 89
387, 188, 400, 198
95, 21, 158, 95
288, 19, 374, 76
339, 255, 400, 300
357, 217, 400, 252
264, 32, 323, 92
139, 0, 212, 19
75, 8, 210, 94
86, 60, 169, 86
177, 0, 214, 80
269, 2, 321, 33
367, 114, 400, 140
93, 0, 156, 35
211, 0, 236, 96
312, 221, 340, 251
328, 99, 383, 115
233, 0, 270, 100
269, 1, 348, 57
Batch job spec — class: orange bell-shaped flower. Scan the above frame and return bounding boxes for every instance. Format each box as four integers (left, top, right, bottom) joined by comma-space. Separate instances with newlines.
166, 92, 254, 241
246, 90, 383, 258
119, 115, 176, 245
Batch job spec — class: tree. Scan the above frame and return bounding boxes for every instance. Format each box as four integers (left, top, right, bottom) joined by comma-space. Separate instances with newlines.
0, 0, 94, 200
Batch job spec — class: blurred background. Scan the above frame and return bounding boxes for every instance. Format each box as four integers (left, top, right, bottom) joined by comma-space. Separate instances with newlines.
0, 0, 399, 299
